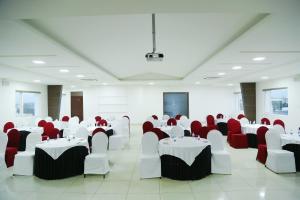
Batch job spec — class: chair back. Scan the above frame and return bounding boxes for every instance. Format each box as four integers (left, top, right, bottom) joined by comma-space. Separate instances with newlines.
3, 122, 14, 133
237, 114, 245, 120
152, 115, 158, 120
46, 128, 60, 139
206, 115, 215, 126
142, 132, 159, 155
266, 129, 282, 150
97, 119, 108, 126
62, 116, 70, 122
38, 120, 46, 127
92, 128, 106, 136
227, 119, 241, 134
200, 126, 209, 138
92, 133, 108, 154
45, 116, 53, 122
273, 124, 285, 134
216, 113, 224, 119
0, 133, 8, 154
191, 120, 202, 136
170, 126, 184, 137
239, 117, 250, 125
179, 117, 190, 129
7, 129, 20, 148
273, 119, 285, 129
75, 126, 89, 139
167, 118, 177, 126
26, 133, 41, 152
207, 130, 225, 151
256, 126, 269, 145
261, 118, 270, 125
175, 114, 182, 120
143, 121, 153, 133
95, 116, 101, 121
152, 128, 169, 140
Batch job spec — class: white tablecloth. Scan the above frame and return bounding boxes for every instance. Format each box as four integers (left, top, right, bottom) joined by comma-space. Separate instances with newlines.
281, 134, 300, 146
35, 138, 89, 160
160, 126, 190, 136
87, 126, 110, 136
159, 137, 210, 166
241, 124, 273, 134
16, 126, 44, 134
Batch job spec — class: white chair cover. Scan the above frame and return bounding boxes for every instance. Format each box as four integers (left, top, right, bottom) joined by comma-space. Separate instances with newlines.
92, 133, 108, 154
75, 127, 89, 139
265, 130, 296, 173
239, 117, 249, 125
179, 117, 190, 129
170, 126, 184, 137
45, 116, 53, 122
273, 124, 286, 134
140, 132, 161, 178
0, 133, 8, 169
80, 120, 89, 128
207, 130, 231, 174
26, 133, 41, 152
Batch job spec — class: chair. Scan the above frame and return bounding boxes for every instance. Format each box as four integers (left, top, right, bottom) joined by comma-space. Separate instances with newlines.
62, 116, 70, 122
84, 133, 109, 177
0, 133, 8, 169
261, 118, 270, 125
152, 128, 169, 140
200, 126, 209, 139
170, 126, 184, 137
265, 130, 296, 173
13, 133, 41, 175
191, 121, 202, 136
143, 121, 154, 133
179, 116, 190, 129
75, 127, 89, 139
256, 126, 269, 164
38, 120, 46, 127
239, 117, 250, 125
92, 128, 106, 136
273, 119, 285, 129
273, 124, 286, 134
167, 118, 177, 126
95, 116, 101, 122
3, 122, 14, 133
207, 130, 231, 174
97, 119, 108, 126
216, 113, 224, 119
45, 116, 53, 122
237, 114, 245, 120
140, 132, 161, 178
217, 122, 228, 136
46, 128, 60, 139
175, 115, 182, 120
152, 115, 158, 120
206, 115, 217, 130
227, 119, 248, 148
5, 129, 21, 167
109, 122, 125, 150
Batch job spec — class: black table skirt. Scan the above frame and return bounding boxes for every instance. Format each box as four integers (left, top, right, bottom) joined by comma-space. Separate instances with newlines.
160, 146, 211, 180
34, 146, 89, 180
19, 131, 31, 151
217, 122, 228, 136
283, 144, 300, 171
247, 134, 257, 148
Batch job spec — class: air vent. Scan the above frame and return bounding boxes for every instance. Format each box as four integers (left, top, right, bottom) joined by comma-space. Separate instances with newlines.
80, 78, 98, 82
203, 76, 221, 80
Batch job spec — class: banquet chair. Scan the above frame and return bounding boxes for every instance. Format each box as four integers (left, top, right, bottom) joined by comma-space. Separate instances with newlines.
109, 122, 125, 150
152, 128, 169, 140
256, 126, 269, 164
13, 133, 41, 175
227, 119, 248, 148
261, 118, 270, 125
38, 120, 46, 127
152, 115, 158, 120
140, 132, 161, 178
191, 121, 202, 136
170, 126, 184, 138
92, 128, 106, 136
95, 116, 101, 122
167, 118, 177, 126
143, 121, 154, 133
179, 116, 190, 129
273, 124, 285, 134
175, 114, 182, 120
84, 133, 109, 177
45, 116, 53, 122
216, 113, 224, 119
0, 133, 8, 169
3, 122, 14, 133
206, 115, 217, 130
162, 115, 170, 120
237, 114, 245, 120
207, 130, 231, 174
200, 126, 209, 139
273, 119, 285, 129
62, 116, 70, 122
239, 117, 250, 125
97, 119, 108, 126
265, 130, 296, 173
79, 120, 89, 128
76, 127, 89, 139
46, 128, 60, 139
5, 129, 21, 167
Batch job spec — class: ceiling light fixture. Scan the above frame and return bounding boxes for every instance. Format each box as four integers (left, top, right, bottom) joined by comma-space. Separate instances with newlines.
195, 81, 200, 85
148, 82, 155, 85
33, 80, 41, 83
261, 76, 269, 80
102, 82, 108, 86
232, 66, 242, 70
145, 13, 164, 61
70, 85, 76, 88
32, 60, 45, 64
59, 69, 69, 73
253, 57, 266, 61
218, 72, 226, 76
76, 74, 85, 78
227, 83, 234, 86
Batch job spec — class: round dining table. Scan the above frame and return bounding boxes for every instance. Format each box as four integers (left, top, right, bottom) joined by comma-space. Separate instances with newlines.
159, 136, 211, 180
281, 134, 300, 171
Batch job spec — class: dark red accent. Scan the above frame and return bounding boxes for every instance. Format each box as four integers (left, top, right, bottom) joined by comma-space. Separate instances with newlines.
5, 129, 21, 167
3, 122, 14, 133
38, 120, 46, 127
273, 119, 285, 128
92, 127, 106, 136
167, 118, 177, 126
45, 128, 60, 139
152, 115, 158, 120
175, 115, 182, 120
216, 113, 224, 119
95, 116, 101, 121
200, 126, 209, 139
191, 121, 202, 136
5, 147, 18, 167
227, 119, 248, 148
143, 121, 154, 133
206, 115, 217, 131
256, 126, 269, 164
62, 116, 70, 122
237, 114, 245, 120
97, 119, 108, 126
152, 128, 169, 140
260, 118, 270, 125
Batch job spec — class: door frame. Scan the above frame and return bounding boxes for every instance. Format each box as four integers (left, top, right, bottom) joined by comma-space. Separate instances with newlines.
163, 92, 189, 118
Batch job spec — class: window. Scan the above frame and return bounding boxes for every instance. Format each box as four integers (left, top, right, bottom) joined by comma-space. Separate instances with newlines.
163, 92, 189, 118
235, 92, 244, 113
264, 88, 288, 115
15, 91, 41, 116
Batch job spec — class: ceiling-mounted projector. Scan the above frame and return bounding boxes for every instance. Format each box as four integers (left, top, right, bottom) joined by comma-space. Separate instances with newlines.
145, 13, 164, 61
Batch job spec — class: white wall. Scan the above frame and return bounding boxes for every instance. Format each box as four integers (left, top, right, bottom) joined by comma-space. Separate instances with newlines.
0, 80, 48, 128
256, 77, 300, 131
60, 91, 71, 119
83, 85, 236, 124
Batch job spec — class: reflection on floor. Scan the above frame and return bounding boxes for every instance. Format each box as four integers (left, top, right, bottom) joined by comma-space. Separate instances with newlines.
1, 125, 300, 200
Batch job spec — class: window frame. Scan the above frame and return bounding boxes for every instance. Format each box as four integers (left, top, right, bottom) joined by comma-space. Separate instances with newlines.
15, 90, 41, 117
263, 87, 288, 115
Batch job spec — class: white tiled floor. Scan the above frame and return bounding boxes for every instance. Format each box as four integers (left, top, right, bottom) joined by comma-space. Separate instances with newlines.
1, 125, 300, 200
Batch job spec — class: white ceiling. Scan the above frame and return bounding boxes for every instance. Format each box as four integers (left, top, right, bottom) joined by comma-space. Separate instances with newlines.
0, 1, 300, 88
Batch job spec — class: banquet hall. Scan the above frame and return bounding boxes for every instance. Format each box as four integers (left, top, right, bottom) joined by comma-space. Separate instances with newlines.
0, 1, 300, 200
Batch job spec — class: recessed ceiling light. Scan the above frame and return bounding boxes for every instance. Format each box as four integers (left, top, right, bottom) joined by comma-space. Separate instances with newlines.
253, 57, 266, 61
70, 85, 76, 88
59, 69, 69, 73
33, 80, 41, 83
218, 72, 226, 76
148, 82, 155, 85
76, 74, 85, 78
32, 60, 45, 64
232, 66, 242, 70
102, 82, 108, 85
227, 83, 234, 86
195, 81, 200, 85
261, 76, 269, 80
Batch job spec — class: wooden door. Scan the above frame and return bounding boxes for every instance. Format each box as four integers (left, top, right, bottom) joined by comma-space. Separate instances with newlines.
71, 96, 83, 122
